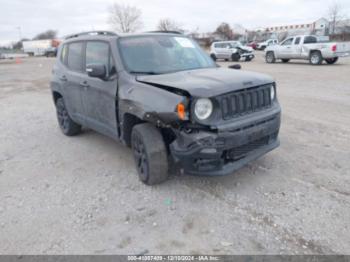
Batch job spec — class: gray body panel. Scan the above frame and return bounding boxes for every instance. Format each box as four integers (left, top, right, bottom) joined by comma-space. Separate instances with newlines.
50, 32, 281, 177
137, 68, 274, 98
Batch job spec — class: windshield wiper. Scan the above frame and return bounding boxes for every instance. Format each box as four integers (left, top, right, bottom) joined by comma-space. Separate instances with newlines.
129, 71, 160, 75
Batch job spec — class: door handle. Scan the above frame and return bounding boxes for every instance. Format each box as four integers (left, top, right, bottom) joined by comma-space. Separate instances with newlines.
79, 81, 90, 88
59, 75, 67, 82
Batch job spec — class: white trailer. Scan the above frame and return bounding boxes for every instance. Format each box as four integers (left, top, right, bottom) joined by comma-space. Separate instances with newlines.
22, 39, 60, 56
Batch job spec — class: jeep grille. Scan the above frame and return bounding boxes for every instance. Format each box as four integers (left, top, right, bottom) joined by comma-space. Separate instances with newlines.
219, 85, 272, 120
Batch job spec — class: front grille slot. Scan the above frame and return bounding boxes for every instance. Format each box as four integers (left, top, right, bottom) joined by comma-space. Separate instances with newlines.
225, 136, 270, 161
220, 85, 272, 120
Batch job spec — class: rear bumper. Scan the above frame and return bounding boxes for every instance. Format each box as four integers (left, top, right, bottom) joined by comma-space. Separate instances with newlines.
335, 51, 350, 57
170, 109, 281, 176
324, 51, 350, 58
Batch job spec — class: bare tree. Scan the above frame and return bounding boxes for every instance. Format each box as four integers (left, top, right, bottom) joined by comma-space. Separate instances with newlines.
12, 38, 30, 50
328, 2, 345, 35
108, 3, 142, 33
214, 23, 234, 40
157, 18, 183, 32
33, 30, 57, 40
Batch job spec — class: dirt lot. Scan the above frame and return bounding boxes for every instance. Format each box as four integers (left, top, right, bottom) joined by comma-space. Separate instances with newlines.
0, 54, 350, 255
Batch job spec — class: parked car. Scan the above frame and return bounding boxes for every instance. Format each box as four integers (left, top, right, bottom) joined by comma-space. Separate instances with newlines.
0, 52, 29, 59
257, 39, 278, 50
44, 47, 58, 57
265, 35, 350, 65
247, 41, 258, 50
51, 31, 281, 185
210, 41, 255, 62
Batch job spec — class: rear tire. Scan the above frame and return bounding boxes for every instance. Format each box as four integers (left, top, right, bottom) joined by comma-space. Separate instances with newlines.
131, 123, 168, 185
231, 53, 241, 62
210, 54, 217, 61
265, 52, 276, 63
309, 51, 323, 65
55, 98, 81, 136
281, 59, 290, 63
325, 57, 338, 64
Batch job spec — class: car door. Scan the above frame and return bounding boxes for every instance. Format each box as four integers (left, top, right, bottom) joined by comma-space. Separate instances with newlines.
291, 37, 302, 58
222, 43, 233, 59
215, 43, 225, 59
81, 40, 119, 139
60, 41, 86, 124
277, 38, 294, 59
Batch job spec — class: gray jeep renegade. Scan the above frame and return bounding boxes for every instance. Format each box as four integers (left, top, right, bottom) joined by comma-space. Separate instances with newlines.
51, 31, 281, 185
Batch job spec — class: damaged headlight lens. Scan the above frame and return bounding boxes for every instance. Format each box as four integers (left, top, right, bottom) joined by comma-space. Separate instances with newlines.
194, 98, 213, 120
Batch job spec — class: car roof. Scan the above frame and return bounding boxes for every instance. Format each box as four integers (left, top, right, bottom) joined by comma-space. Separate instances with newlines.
213, 41, 238, 43
62, 31, 185, 44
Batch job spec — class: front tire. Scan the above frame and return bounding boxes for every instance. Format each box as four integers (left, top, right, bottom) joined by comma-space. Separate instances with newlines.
325, 57, 338, 64
55, 98, 81, 136
231, 53, 241, 62
265, 52, 276, 63
210, 54, 217, 61
310, 51, 323, 65
131, 123, 168, 185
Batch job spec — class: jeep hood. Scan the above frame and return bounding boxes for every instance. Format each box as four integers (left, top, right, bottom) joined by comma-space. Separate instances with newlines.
238, 46, 254, 52
136, 68, 274, 97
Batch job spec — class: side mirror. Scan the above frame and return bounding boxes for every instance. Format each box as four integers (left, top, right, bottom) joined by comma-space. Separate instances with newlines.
86, 63, 106, 79
228, 64, 241, 70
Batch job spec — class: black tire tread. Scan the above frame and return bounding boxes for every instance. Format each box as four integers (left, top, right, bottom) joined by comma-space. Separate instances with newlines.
310, 51, 323, 65
56, 98, 81, 136
325, 57, 338, 64
132, 123, 168, 185
266, 52, 276, 63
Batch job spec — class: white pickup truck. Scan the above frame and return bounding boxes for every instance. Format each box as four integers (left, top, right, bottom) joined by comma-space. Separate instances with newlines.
265, 35, 350, 65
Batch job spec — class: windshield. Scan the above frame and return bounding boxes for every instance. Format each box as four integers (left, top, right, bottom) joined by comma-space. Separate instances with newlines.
228, 42, 240, 48
118, 35, 216, 74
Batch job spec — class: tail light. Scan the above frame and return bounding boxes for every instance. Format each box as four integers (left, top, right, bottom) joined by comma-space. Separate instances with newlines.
332, 45, 337, 52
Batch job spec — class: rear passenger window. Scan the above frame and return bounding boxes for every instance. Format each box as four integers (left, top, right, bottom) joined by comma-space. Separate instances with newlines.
60, 44, 68, 64
67, 42, 84, 72
304, 36, 317, 44
294, 37, 301, 45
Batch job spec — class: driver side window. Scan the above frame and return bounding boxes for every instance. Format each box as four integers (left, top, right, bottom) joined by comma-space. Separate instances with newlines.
86, 41, 115, 76
282, 38, 293, 46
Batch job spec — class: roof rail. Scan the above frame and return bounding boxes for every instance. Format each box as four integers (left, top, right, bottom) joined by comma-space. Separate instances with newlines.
65, 31, 118, 40
146, 30, 183, 35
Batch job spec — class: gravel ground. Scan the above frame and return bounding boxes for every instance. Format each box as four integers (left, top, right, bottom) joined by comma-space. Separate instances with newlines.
0, 54, 349, 255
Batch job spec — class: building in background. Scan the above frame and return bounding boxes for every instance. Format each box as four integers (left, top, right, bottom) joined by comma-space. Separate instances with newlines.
264, 18, 329, 36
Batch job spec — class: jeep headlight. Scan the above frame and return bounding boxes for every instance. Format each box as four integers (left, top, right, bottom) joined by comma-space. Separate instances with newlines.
270, 85, 275, 101
194, 98, 213, 120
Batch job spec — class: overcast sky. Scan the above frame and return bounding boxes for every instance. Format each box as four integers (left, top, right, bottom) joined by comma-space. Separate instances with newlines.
0, 0, 349, 45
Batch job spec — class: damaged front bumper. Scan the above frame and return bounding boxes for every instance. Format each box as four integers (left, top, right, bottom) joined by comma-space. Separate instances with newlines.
170, 107, 281, 176
241, 53, 255, 60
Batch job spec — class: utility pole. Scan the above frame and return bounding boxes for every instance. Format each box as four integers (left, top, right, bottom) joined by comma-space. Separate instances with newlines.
16, 26, 22, 40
